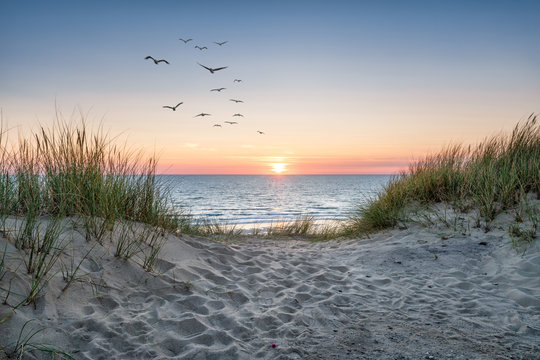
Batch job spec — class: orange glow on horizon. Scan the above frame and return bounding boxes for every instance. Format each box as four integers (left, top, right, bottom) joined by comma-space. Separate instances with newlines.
157, 158, 409, 175
156, 151, 413, 175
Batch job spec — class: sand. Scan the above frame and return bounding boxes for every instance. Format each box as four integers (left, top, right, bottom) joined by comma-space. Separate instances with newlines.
0, 207, 539, 359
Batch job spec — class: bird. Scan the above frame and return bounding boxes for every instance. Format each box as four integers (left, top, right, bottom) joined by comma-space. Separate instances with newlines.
198, 63, 228, 73
232, 113, 244, 117
210, 88, 226, 92
145, 56, 169, 64
213, 124, 222, 127
195, 45, 208, 50
225, 121, 238, 125
214, 41, 228, 46
194, 113, 211, 117
257, 131, 265, 135
233, 79, 242, 83
179, 38, 193, 43
163, 102, 183, 111
230, 99, 243, 103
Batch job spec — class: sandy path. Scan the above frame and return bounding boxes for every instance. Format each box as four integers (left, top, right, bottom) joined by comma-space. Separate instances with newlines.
1, 215, 539, 359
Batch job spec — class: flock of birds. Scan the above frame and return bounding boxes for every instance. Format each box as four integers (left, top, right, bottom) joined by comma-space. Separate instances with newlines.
145, 37, 265, 135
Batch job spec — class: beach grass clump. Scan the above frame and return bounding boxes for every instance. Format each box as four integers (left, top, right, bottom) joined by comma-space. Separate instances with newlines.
60, 242, 96, 294
0, 127, 16, 232
350, 115, 540, 234
509, 194, 539, 250
0, 120, 178, 234
262, 216, 345, 241
2, 319, 75, 359
266, 216, 317, 237
0, 118, 179, 283
34, 121, 178, 233
112, 220, 166, 271
190, 220, 244, 240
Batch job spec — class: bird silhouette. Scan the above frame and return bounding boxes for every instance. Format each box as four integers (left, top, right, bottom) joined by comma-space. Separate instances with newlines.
194, 113, 211, 117
163, 102, 183, 111
213, 124, 222, 127
232, 113, 244, 117
145, 56, 169, 64
257, 131, 265, 135
210, 88, 226, 92
224, 121, 238, 125
198, 63, 228, 73
195, 46, 208, 50
179, 38, 193, 43
233, 79, 242, 83
214, 41, 228, 46
230, 99, 244, 103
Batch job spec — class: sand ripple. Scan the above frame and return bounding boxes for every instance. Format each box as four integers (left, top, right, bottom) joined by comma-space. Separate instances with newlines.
1, 214, 539, 359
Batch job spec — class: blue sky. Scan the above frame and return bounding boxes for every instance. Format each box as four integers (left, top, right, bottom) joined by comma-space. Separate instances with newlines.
1, 0, 539, 173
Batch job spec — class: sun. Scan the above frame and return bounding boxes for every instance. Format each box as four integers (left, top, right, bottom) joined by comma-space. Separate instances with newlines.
270, 163, 287, 174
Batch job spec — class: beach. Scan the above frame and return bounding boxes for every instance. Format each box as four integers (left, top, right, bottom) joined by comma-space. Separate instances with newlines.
3, 0, 539, 357
1, 205, 539, 359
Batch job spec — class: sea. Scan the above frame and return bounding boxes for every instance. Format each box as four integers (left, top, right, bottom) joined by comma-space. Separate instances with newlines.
161, 175, 392, 228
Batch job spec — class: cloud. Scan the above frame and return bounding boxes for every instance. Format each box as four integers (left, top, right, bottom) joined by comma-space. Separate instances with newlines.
184, 143, 199, 148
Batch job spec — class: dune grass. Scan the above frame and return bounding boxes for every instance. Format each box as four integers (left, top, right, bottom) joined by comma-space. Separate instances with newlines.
2, 319, 75, 359
176, 216, 346, 242
0, 119, 178, 234
0, 118, 180, 307
263, 216, 345, 240
0, 116, 181, 356
348, 115, 540, 235
190, 220, 244, 239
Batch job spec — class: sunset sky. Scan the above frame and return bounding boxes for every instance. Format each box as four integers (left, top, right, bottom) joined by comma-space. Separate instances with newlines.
1, 0, 539, 174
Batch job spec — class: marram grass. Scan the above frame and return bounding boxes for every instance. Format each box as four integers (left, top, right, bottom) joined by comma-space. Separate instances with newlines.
0, 118, 180, 307
0, 120, 178, 234
348, 115, 540, 234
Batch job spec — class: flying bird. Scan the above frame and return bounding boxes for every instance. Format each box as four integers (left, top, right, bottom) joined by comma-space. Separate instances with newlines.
233, 79, 242, 83
145, 56, 169, 65
214, 41, 228, 46
194, 113, 211, 117
213, 124, 222, 127
257, 131, 265, 135
195, 45, 208, 50
163, 102, 183, 111
232, 113, 244, 117
225, 121, 238, 125
179, 38, 193, 43
198, 63, 228, 74
230, 99, 244, 103
210, 88, 226, 92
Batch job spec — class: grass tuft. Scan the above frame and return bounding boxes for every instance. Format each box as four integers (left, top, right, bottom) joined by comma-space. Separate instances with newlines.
2, 319, 75, 359
0, 118, 178, 239
0, 116, 180, 304
348, 115, 540, 235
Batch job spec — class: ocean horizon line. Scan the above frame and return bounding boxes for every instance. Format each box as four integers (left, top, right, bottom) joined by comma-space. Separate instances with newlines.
156, 173, 396, 176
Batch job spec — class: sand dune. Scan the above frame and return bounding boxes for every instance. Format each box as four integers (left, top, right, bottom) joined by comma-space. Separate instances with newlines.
1, 208, 539, 359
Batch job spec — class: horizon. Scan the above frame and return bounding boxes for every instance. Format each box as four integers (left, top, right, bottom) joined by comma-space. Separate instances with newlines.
1, 0, 539, 175
154, 173, 393, 176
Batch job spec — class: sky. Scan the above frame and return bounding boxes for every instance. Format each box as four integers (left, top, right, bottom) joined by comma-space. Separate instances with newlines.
1, 0, 539, 174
